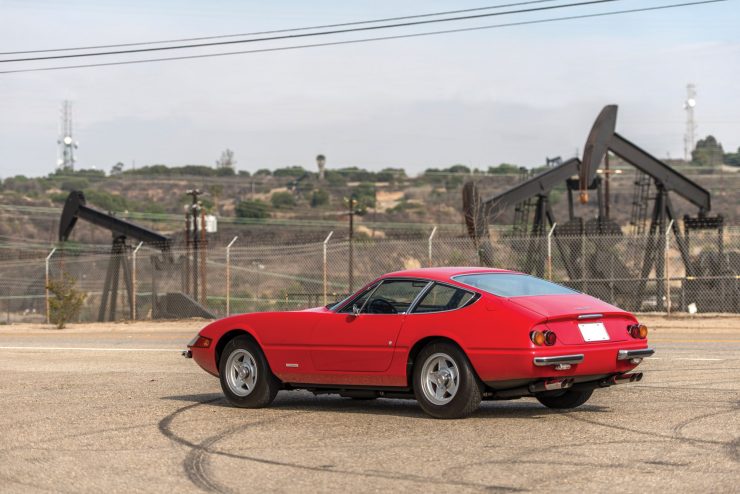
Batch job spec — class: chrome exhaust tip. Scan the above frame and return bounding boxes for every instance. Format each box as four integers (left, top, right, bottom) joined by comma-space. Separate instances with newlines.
604, 372, 643, 386
529, 377, 574, 393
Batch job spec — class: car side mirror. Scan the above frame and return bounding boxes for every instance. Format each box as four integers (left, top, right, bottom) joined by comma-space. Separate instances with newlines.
352, 304, 361, 316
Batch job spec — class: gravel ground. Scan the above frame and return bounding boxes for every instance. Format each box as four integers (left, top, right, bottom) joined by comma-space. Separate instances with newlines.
0, 316, 738, 493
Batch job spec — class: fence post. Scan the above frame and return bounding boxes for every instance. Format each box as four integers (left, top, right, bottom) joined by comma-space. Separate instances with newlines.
547, 223, 557, 280
323, 231, 334, 305
45, 247, 57, 324
665, 220, 674, 315
225, 236, 238, 316
428, 226, 437, 267
131, 241, 143, 320
581, 227, 587, 292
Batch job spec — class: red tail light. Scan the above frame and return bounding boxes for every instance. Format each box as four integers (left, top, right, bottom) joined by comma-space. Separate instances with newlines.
628, 324, 648, 339
530, 331, 545, 346
544, 330, 557, 346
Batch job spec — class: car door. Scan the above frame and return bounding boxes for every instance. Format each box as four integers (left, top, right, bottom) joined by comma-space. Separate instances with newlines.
310, 279, 430, 373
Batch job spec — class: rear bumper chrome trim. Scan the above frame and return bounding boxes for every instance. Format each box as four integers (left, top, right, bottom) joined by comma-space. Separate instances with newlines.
617, 348, 655, 360
533, 354, 584, 366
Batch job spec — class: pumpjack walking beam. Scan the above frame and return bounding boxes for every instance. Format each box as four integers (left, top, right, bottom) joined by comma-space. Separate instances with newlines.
59, 191, 171, 321
463, 158, 582, 278
578, 106, 718, 309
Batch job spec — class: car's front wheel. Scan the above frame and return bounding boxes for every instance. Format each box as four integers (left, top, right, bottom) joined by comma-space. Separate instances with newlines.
413, 342, 481, 419
536, 388, 593, 409
219, 335, 280, 408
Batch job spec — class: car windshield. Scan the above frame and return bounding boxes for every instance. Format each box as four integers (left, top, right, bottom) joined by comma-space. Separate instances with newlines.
453, 273, 576, 298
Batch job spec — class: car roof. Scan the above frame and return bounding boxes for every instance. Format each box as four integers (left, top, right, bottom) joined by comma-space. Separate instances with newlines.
382, 266, 516, 282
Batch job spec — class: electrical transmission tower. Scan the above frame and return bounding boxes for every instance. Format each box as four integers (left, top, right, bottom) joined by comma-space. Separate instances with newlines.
57, 100, 78, 171
683, 84, 696, 162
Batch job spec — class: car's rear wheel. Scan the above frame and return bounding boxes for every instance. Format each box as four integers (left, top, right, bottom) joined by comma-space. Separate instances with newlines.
219, 335, 279, 408
413, 342, 481, 419
536, 388, 593, 409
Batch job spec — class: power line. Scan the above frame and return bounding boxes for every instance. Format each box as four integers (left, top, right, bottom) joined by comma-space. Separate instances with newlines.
0, 0, 560, 55
0, 0, 621, 63
0, 0, 725, 75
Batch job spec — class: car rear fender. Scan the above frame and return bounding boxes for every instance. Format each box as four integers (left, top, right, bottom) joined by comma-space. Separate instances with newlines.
405, 335, 481, 388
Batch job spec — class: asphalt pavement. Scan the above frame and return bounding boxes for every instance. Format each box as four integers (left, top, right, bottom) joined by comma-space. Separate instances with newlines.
0, 317, 737, 493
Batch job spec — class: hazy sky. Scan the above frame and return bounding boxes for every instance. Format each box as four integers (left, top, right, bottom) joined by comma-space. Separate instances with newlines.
1, 0, 739, 177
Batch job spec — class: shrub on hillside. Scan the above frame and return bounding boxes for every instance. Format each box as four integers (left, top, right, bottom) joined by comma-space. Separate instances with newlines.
310, 189, 330, 207
235, 200, 269, 219
271, 191, 296, 208
47, 274, 87, 329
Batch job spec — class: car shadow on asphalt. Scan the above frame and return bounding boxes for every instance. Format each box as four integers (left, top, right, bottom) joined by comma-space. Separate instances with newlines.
161, 392, 610, 420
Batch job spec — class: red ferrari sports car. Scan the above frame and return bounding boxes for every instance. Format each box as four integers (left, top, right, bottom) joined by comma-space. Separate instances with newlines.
184, 267, 653, 418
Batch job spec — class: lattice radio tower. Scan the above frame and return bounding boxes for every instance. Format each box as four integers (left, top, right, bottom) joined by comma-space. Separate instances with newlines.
57, 100, 78, 171
683, 84, 697, 161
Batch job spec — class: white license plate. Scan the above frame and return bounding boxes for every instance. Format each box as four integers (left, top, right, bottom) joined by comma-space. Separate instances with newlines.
578, 322, 610, 342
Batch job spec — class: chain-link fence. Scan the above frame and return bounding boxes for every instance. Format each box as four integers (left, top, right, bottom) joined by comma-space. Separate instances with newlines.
1, 226, 739, 323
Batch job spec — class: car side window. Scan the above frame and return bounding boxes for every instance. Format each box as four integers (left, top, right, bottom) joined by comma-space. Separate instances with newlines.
363, 280, 429, 314
337, 284, 377, 313
413, 283, 475, 313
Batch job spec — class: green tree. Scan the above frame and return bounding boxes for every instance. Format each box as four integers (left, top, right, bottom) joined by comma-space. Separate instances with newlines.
110, 162, 124, 175
692, 135, 724, 167
216, 149, 236, 169
724, 147, 740, 167
271, 191, 296, 208
377, 167, 406, 182
60, 177, 89, 191
310, 189, 330, 207
235, 200, 269, 219
488, 163, 520, 174
83, 189, 128, 211
273, 166, 309, 178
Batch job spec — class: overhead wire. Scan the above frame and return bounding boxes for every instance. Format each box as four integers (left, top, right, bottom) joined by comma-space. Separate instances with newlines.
0, 0, 561, 55
0, 0, 725, 75
0, 0, 621, 63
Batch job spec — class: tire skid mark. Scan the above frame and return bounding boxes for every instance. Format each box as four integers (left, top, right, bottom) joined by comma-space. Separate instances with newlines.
0, 422, 156, 454
183, 432, 236, 494
158, 398, 526, 493
446, 438, 679, 480
672, 405, 740, 462
727, 437, 739, 463
562, 410, 732, 451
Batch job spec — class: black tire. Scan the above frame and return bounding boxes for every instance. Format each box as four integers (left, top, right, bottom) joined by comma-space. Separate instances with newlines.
412, 342, 481, 419
219, 335, 280, 408
536, 388, 593, 409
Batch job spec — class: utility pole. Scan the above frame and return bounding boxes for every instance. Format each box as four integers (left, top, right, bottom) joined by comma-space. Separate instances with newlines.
345, 194, 361, 293
186, 189, 202, 301
348, 195, 355, 293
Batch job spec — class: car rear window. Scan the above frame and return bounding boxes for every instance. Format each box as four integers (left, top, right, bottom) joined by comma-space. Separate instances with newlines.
413, 283, 475, 313
453, 273, 576, 298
